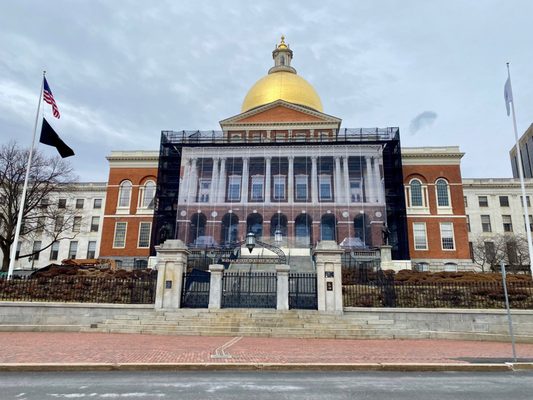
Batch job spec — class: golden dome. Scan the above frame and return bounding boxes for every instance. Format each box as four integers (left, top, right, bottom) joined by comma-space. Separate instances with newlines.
241, 71, 323, 113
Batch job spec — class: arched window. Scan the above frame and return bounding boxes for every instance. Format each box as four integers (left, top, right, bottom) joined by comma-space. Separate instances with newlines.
140, 180, 156, 209
246, 213, 263, 239
410, 179, 423, 207
271, 213, 288, 238
295, 214, 312, 246
189, 213, 207, 246
320, 214, 337, 241
118, 181, 132, 208
221, 213, 239, 244
435, 179, 450, 207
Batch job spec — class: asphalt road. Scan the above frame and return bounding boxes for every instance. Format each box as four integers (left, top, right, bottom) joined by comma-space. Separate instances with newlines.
1, 371, 533, 399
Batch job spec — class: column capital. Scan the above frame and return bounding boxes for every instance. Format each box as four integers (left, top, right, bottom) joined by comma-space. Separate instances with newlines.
264, 155, 272, 160
311, 155, 318, 161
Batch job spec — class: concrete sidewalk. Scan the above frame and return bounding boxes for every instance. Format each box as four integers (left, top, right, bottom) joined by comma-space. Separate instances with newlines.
2, 332, 533, 372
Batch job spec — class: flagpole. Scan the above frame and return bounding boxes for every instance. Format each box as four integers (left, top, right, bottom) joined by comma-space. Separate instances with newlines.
7, 72, 45, 279
507, 63, 533, 278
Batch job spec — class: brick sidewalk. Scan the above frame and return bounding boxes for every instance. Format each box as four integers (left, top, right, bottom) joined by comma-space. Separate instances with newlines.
2, 332, 533, 364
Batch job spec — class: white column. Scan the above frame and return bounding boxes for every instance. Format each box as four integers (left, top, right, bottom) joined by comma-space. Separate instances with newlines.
373, 156, 384, 203
241, 157, 249, 203
218, 157, 226, 203
154, 240, 189, 310
179, 158, 190, 203
288, 156, 294, 203
311, 156, 318, 203
187, 158, 198, 203
265, 156, 271, 203
365, 156, 374, 203
210, 157, 219, 204
342, 156, 350, 204
208, 264, 224, 309
334, 156, 343, 203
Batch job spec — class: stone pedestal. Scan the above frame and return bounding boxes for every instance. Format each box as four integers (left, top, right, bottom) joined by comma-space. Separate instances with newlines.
380, 245, 393, 270
313, 241, 343, 312
208, 264, 224, 309
154, 240, 189, 310
276, 264, 290, 311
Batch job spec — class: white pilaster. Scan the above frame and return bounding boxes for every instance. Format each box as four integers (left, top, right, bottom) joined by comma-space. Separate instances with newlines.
288, 156, 294, 203
311, 156, 318, 203
241, 157, 249, 203
265, 156, 271, 203
187, 158, 198, 203
210, 157, 219, 204
373, 156, 384, 203
365, 156, 374, 203
334, 156, 343, 203
218, 157, 226, 203
342, 156, 351, 204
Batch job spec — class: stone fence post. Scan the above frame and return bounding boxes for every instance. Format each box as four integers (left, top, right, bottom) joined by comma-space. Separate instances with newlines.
380, 245, 393, 270
276, 264, 290, 311
208, 264, 224, 309
154, 240, 189, 310
313, 241, 343, 312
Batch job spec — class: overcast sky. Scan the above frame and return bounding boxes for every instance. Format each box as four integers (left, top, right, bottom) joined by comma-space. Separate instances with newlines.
1, 0, 532, 181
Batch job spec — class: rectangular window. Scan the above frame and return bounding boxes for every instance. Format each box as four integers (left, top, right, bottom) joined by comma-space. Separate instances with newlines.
86, 241, 97, 259
440, 222, 455, 250
68, 241, 78, 259
138, 222, 151, 248
273, 175, 286, 200
227, 176, 241, 201
521, 196, 531, 207
75, 199, 84, 209
469, 241, 474, 260
502, 215, 513, 232
466, 215, 471, 232
413, 223, 428, 250
464, 196, 468, 207
251, 176, 264, 201
32, 241, 41, 261
93, 198, 102, 209
58, 198, 67, 208
90, 216, 100, 232
15, 241, 21, 260
113, 222, 127, 248
54, 216, 64, 232
485, 241, 496, 264
49, 241, 59, 261
36, 216, 45, 233
350, 180, 362, 203
524, 215, 533, 232
40, 198, 49, 208
295, 175, 308, 201
72, 216, 82, 232
198, 179, 211, 203
478, 196, 488, 207
318, 175, 332, 201
481, 215, 492, 232
499, 196, 509, 207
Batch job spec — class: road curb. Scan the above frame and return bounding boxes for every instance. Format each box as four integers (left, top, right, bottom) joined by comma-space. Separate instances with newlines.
0, 362, 524, 372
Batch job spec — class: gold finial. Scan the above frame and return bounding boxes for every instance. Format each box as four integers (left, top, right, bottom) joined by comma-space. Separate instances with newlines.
277, 35, 288, 49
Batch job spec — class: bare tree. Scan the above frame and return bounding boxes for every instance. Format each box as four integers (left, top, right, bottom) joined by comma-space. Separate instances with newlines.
472, 233, 531, 273
0, 141, 77, 271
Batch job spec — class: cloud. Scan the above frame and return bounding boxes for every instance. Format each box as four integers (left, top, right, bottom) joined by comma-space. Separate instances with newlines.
409, 111, 438, 134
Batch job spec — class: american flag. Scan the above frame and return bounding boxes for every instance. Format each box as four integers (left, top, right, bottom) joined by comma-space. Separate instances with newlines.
43, 77, 60, 119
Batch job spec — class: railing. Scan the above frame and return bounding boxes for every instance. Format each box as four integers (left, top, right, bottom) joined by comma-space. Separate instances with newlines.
289, 273, 318, 310
342, 280, 533, 309
181, 271, 210, 308
0, 276, 157, 304
221, 272, 277, 308
162, 127, 399, 146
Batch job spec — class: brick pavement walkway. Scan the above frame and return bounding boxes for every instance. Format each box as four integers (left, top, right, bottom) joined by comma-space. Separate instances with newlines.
2, 332, 533, 364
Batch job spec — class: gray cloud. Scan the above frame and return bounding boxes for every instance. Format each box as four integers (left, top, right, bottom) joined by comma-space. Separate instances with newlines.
409, 111, 438, 134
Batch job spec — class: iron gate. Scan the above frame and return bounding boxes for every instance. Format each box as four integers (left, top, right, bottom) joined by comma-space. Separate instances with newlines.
221, 272, 277, 308
181, 269, 210, 308
289, 273, 318, 309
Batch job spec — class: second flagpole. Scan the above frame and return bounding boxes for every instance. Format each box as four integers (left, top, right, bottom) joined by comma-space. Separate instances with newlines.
7, 71, 45, 279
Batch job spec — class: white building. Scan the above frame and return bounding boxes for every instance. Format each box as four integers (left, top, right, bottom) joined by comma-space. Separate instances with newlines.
7, 182, 106, 271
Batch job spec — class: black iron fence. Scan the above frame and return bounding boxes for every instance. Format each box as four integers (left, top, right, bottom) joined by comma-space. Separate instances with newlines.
0, 276, 157, 304
222, 272, 277, 308
181, 270, 210, 308
289, 273, 318, 310
343, 280, 533, 309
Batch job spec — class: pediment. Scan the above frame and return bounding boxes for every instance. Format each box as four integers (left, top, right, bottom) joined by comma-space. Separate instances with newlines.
220, 100, 341, 127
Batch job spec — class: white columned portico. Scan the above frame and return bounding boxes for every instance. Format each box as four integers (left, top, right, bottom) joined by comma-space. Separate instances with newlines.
265, 156, 271, 203
311, 156, 318, 203
334, 156, 343, 203
241, 157, 249, 203
210, 157, 219, 203
342, 156, 350, 204
187, 158, 198, 203
373, 156, 384, 203
288, 156, 294, 203
365, 156, 374, 203
218, 157, 226, 203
